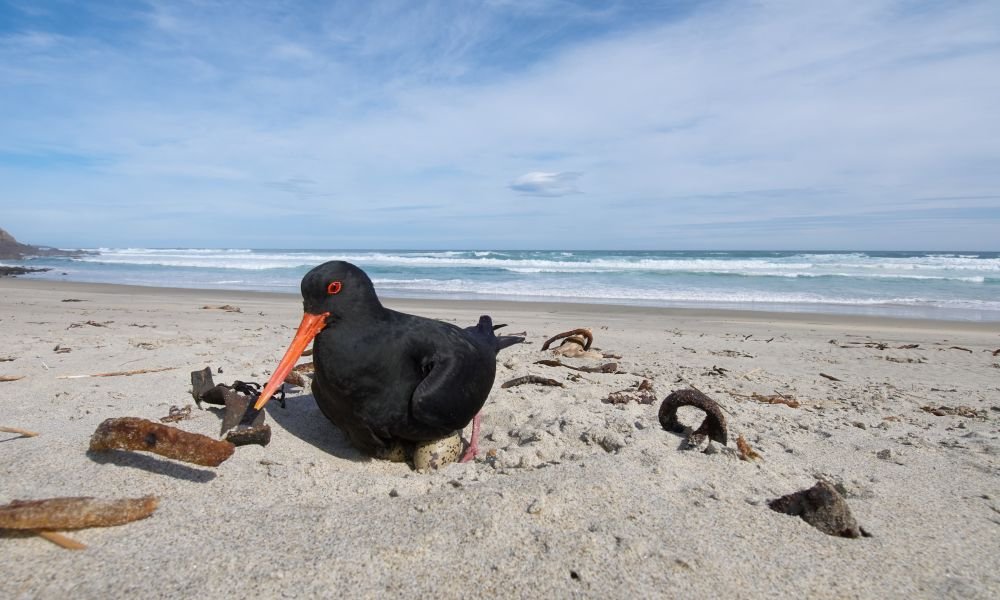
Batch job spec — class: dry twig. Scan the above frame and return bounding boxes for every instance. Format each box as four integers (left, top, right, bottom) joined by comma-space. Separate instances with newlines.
0, 426, 39, 438
37, 531, 87, 550
58, 367, 175, 379
0, 375, 24, 382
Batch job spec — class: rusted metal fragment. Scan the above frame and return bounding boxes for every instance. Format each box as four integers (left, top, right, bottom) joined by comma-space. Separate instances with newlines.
89, 417, 234, 467
224, 424, 271, 447
0, 496, 158, 530
219, 388, 266, 435
658, 388, 728, 446
768, 481, 866, 538
190, 367, 216, 406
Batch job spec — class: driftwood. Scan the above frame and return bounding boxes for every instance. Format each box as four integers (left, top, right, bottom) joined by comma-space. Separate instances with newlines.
819, 372, 842, 382
658, 388, 728, 446
0, 375, 24, 382
501, 375, 564, 389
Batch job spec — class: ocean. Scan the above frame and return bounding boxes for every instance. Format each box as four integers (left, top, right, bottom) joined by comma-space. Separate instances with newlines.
8, 249, 1000, 321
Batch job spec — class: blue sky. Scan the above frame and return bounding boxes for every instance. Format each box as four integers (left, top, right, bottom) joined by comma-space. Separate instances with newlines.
1, 0, 998, 250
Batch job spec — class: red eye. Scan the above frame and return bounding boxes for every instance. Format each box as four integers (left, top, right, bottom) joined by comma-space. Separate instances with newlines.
327, 281, 342, 295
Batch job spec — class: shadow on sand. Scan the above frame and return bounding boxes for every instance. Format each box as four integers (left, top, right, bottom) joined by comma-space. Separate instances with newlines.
86, 449, 217, 483
265, 393, 369, 463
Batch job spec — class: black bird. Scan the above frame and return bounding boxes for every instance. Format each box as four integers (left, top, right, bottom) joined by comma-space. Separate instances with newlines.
250, 261, 522, 467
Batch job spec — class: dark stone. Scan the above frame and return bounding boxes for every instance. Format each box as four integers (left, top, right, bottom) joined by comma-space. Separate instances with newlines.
768, 480, 866, 538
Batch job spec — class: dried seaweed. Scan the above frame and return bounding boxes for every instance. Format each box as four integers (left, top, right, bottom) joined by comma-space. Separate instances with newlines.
68, 320, 112, 329
920, 405, 986, 419
752, 393, 800, 408
202, 304, 242, 313
948, 346, 973, 353
603, 380, 657, 405
736, 435, 761, 461
0, 496, 157, 530
541, 328, 594, 351
159, 405, 192, 423
533, 359, 620, 374
658, 388, 728, 446
89, 417, 235, 467
501, 375, 564, 389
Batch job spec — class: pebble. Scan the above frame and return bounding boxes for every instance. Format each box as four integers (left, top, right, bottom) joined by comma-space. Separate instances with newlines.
527, 497, 545, 515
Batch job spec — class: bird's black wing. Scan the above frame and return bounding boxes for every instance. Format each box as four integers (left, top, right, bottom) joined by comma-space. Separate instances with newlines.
409, 330, 495, 434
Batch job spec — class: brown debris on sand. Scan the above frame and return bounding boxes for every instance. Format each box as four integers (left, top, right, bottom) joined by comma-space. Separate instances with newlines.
603, 379, 657, 405
736, 435, 761, 461
89, 417, 235, 467
0, 375, 24, 382
541, 328, 603, 359
202, 304, 242, 313
768, 481, 866, 538
535, 359, 620, 374
920, 405, 987, 419
159, 405, 193, 423
0, 496, 158, 531
658, 388, 728, 446
0, 426, 39, 438
501, 375, 564, 389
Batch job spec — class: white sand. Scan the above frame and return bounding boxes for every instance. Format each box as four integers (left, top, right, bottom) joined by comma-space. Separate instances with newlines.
1, 279, 998, 598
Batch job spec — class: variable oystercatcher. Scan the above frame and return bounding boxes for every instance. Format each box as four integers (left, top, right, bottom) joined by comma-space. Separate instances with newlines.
247, 261, 522, 469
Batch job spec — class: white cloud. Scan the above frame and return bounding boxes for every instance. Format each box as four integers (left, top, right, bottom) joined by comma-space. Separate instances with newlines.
509, 171, 582, 196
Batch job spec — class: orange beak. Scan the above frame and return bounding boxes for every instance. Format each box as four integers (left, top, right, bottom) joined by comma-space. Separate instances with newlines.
254, 311, 330, 410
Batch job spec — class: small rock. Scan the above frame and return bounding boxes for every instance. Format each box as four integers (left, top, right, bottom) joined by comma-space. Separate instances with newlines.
876, 449, 892, 460
768, 481, 867, 538
527, 498, 545, 515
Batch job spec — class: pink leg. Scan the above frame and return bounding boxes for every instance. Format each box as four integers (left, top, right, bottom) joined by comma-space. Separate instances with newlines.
459, 412, 481, 463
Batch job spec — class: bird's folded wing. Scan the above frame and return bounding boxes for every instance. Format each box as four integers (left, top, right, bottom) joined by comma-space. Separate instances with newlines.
410, 354, 483, 433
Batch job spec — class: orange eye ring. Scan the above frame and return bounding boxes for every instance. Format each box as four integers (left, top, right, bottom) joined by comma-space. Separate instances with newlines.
327, 281, 342, 295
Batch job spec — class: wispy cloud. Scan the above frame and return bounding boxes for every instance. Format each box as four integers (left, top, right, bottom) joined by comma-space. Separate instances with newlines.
509, 171, 582, 196
0, 1, 998, 249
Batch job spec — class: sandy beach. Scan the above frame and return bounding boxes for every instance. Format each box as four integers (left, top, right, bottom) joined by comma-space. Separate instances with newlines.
1, 278, 998, 598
